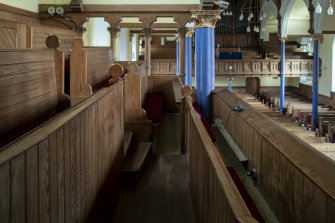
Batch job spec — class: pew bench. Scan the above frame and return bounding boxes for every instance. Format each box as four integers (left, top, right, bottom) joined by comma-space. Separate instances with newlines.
193, 103, 216, 142
0, 49, 70, 148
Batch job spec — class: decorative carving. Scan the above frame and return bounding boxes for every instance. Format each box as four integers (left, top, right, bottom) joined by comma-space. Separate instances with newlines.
178, 27, 187, 37
185, 28, 194, 38
143, 28, 152, 38
191, 10, 221, 28
279, 37, 287, 42
311, 34, 324, 43
108, 27, 120, 38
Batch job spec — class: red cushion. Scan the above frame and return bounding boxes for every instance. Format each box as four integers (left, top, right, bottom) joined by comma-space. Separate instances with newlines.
143, 92, 163, 124
192, 103, 216, 142
226, 167, 265, 223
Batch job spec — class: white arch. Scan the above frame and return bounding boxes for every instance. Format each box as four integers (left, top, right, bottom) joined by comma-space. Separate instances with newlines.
280, 0, 309, 37
259, 0, 278, 40
314, 0, 328, 33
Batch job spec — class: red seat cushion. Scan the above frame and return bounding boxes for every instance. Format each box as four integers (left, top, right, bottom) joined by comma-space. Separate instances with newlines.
226, 167, 265, 223
143, 92, 163, 124
192, 103, 216, 142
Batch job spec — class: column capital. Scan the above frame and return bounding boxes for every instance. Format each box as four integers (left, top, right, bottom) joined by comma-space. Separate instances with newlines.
311, 34, 324, 43
178, 27, 188, 37
185, 28, 194, 38
279, 37, 287, 42
108, 27, 120, 38
191, 10, 221, 28
143, 28, 152, 38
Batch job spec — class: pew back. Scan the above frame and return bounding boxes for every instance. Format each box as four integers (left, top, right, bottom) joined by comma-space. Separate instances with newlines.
70, 38, 113, 102
182, 84, 258, 223
0, 48, 68, 147
213, 90, 335, 223
0, 81, 124, 222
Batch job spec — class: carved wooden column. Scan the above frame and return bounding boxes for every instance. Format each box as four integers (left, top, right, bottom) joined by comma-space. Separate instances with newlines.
143, 28, 152, 76
178, 28, 187, 75
108, 27, 120, 61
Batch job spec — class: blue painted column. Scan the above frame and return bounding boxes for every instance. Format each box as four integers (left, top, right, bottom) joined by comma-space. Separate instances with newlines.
228, 78, 232, 92
193, 10, 221, 121
185, 29, 193, 87
312, 36, 321, 129
176, 37, 180, 75
280, 38, 286, 112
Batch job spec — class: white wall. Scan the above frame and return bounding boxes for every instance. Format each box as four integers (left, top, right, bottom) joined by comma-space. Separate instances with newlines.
119, 28, 130, 61
318, 35, 334, 96
1, 0, 38, 12
82, 18, 110, 47
263, 20, 278, 41
286, 0, 309, 35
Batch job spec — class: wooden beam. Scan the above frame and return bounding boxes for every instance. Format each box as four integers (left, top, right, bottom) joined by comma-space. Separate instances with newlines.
0, 3, 39, 18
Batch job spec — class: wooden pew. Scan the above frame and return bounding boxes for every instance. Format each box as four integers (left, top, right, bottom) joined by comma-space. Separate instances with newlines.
0, 48, 70, 148
70, 38, 114, 104
213, 90, 335, 223
182, 86, 259, 223
0, 78, 125, 222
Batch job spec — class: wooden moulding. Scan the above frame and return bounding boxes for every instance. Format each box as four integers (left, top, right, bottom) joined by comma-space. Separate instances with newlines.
70, 37, 93, 104
123, 61, 147, 121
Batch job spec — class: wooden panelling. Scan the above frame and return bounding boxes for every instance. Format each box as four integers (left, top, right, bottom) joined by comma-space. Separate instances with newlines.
32, 25, 80, 49
0, 20, 27, 48
182, 85, 258, 223
0, 4, 40, 26
0, 49, 68, 147
0, 81, 124, 222
213, 90, 335, 222
151, 59, 177, 75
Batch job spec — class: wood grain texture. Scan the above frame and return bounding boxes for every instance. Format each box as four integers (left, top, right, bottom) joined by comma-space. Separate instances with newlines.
183, 90, 258, 223
26, 146, 39, 223
11, 153, 26, 223
213, 90, 335, 222
0, 81, 124, 223
0, 162, 10, 223
0, 49, 69, 147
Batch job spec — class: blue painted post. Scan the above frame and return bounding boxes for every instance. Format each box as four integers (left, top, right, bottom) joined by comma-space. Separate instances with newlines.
312, 37, 320, 130
228, 78, 232, 92
280, 38, 286, 112
176, 37, 180, 75
185, 29, 193, 87
193, 10, 221, 121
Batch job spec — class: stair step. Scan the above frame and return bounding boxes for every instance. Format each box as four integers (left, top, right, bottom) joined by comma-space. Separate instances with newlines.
123, 131, 133, 157
124, 142, 152, 172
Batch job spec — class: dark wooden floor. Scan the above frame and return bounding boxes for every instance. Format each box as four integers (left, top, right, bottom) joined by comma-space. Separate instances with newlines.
112, 113, 195, 223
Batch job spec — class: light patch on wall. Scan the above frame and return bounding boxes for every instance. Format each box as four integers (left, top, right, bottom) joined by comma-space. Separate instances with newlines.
286, 0, 309, 35
1, 0, 38, 12
121, 17, 141, 23
154, 17, 176, 23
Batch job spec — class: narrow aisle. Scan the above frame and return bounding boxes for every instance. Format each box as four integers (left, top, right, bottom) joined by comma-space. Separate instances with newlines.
113, 113, 195, 223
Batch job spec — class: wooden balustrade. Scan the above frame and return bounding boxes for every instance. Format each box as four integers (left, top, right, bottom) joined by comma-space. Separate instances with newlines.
212, 90, 335, 223
181, 85, 258, 223
151, 58, 313, 77
215, 59, 313, 77
0, 81, 124, 223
